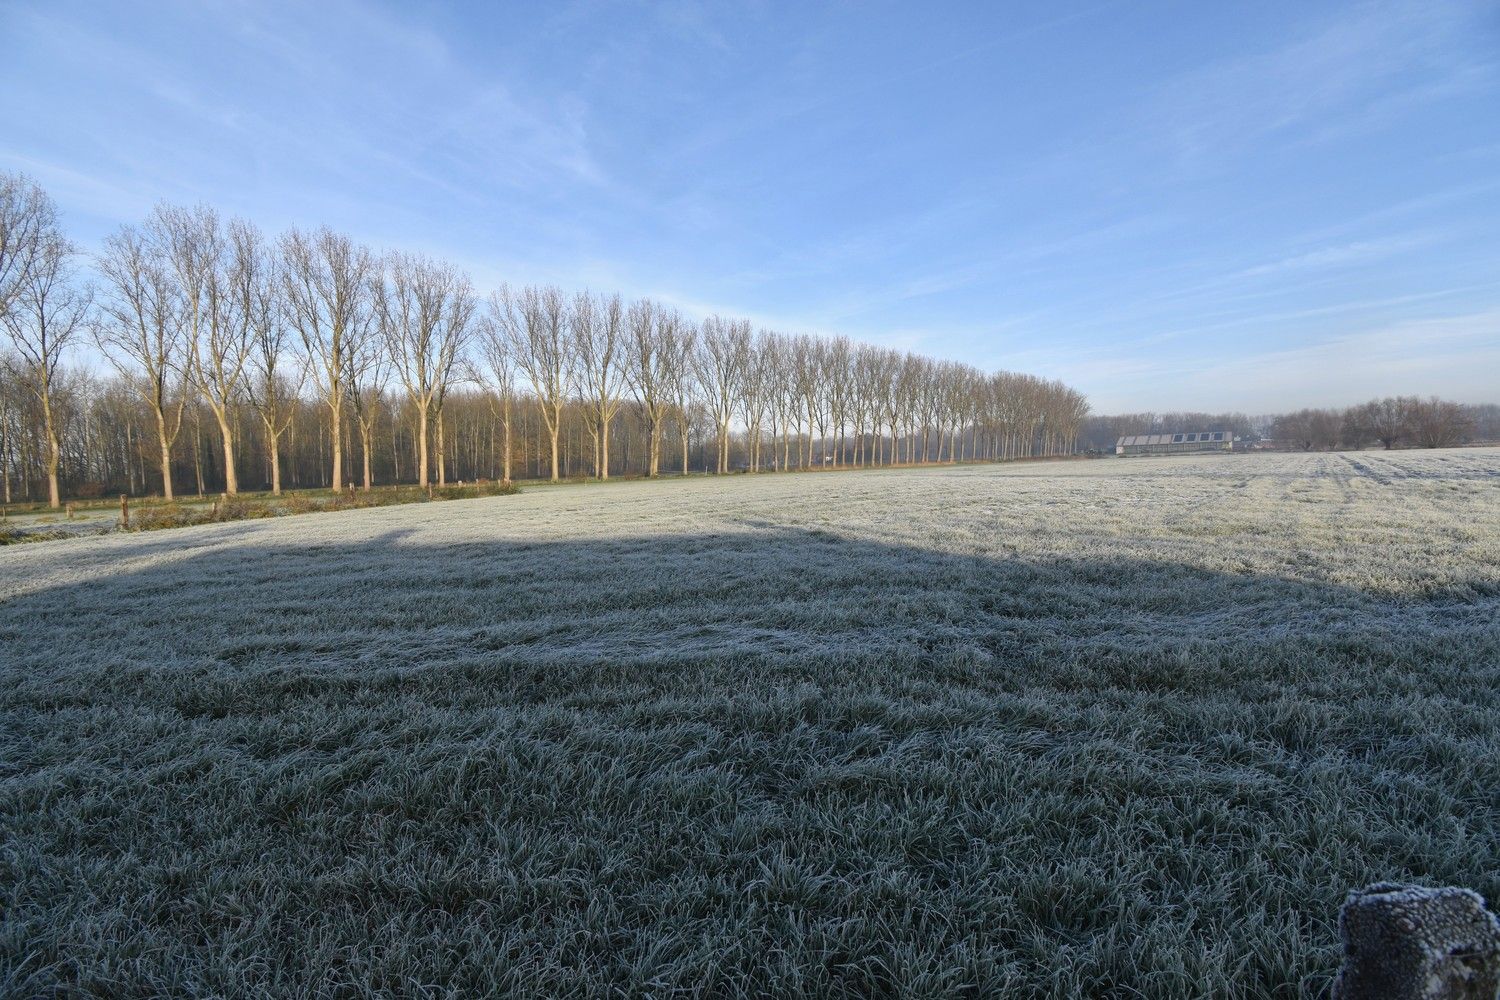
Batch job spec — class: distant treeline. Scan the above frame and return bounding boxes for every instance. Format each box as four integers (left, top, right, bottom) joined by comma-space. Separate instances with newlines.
1267, 398, 1496, 452
1081, 399, 1498, 453
1, 173, 1087, 508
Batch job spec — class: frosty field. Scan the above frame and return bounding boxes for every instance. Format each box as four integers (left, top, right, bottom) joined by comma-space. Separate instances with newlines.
4, 448, 1499, 998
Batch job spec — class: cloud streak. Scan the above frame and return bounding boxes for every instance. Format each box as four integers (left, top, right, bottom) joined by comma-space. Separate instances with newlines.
0, 0, 1496, 412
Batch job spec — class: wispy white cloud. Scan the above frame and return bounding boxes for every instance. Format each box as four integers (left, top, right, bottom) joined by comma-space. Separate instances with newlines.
1143, 0, 1494, 166
1232, 234, 1437, 278
2, 0, 1497, 414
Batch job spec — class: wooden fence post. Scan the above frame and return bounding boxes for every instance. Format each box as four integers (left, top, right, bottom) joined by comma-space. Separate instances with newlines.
118, 494, 129, 530
1333, 883, 1500, 999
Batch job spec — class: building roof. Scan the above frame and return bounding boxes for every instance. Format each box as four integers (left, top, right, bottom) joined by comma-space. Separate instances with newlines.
1116, 431, 1232, 446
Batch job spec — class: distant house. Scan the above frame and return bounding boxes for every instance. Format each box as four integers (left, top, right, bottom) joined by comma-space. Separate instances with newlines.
1115, 431, 1234, 456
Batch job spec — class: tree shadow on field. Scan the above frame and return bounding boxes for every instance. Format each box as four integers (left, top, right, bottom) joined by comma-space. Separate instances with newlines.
3, 525, 1499, 999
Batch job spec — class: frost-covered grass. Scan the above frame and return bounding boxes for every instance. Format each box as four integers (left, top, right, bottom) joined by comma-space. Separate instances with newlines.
3, 448, 1499, 998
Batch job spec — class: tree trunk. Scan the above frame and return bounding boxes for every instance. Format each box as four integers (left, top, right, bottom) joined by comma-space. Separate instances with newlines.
502, 397, 512, 481
155, 410, 174, 501
416, 404, 430, 487
41, 394, 60, 509
192, 412, 205, 497
0, 396, 9, 505
46, 432, 61, 510
549, 419, 560, 482
647, 413, 660, 478
599, 416, 610, 480
269, 430, 282, 496
329, 399, 344, 493
360, 421, 373, 491
216, 412, 239, 495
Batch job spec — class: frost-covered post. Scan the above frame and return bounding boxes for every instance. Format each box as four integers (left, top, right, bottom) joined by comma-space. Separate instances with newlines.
1333, 883, 1500, 999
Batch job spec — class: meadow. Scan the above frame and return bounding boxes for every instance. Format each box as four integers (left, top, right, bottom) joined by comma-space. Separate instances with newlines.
3, 448, 1498, 998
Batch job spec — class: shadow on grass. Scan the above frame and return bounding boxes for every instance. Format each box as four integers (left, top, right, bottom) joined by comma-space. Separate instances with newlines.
3, 527, 1499, 998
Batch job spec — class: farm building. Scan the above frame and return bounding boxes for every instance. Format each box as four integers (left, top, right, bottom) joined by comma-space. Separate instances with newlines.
1116, 431, 1234, 456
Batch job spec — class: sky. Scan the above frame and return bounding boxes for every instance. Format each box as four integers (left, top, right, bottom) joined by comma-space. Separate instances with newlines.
2, 0, 1498, 414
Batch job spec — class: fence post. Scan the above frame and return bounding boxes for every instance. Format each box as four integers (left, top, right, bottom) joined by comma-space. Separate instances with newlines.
119, 494, 129, 530
1333, 883, 1500, 999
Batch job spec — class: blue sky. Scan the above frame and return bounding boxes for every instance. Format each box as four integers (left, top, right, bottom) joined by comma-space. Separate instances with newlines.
3, 0, 1498, 413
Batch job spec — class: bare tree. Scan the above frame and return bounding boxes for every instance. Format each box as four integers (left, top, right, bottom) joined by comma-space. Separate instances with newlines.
622, 299, 677, 478
824, 336, 853, 466
572, 291, 626, 479
243, 246, 301, 496
1353, 396, 1417, 450
1, 174, 57, 329
95, 225, 188, 500
0, 357, 16, 503
281, 227, 373, 493
375, 253, 476, 488
662, 321, 699, 475
431, 278, 475, 489
345, 317, 390, 492
156, 206, 262, 494
1273, 408, 1343, 451
694, 316, 748, 474
1, 209, 89, 508
865, 349, 897, 466
1409, 396, 1472, 449
739, 331, 776, 472
476, 319, 516, 482
493, 285, 570, 482
761, 333, 795, 472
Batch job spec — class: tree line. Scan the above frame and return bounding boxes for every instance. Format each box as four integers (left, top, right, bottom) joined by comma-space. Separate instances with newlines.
0, 173, 1089, 508
1268, 397, 1493, 452
1081, 399, 1496, 454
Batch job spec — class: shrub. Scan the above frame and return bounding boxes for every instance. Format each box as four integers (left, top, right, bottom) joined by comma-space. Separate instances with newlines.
430, 480, 520, 501
278, 494, 321, 514
130, 503, 206, 531
214, 498, 275, 521
96, 481, 522, 537
0, 527, 73, 544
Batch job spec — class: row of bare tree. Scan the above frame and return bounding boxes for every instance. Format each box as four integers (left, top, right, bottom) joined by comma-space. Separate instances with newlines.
1271, 396, 1484, 452
1080, 401, 1496, 454
1, 174, 1089, 508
